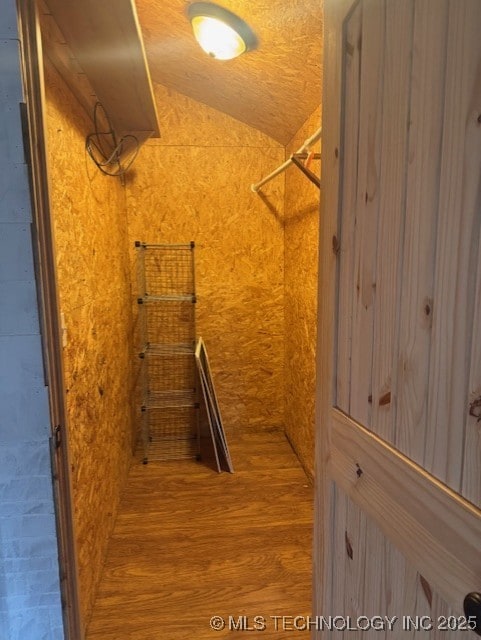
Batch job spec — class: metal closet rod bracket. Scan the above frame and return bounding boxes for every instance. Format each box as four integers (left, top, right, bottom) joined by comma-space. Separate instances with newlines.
250, 126, 322, 192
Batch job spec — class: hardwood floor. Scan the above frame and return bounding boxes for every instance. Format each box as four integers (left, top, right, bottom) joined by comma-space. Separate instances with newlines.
86, 428, 314, 639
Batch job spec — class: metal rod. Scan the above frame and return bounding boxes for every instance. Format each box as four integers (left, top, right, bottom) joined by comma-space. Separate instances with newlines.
293, 152, 321, 160
140, 243, 194, 249
291, 155, 321, 189
250, 126, 322, 192
250, 157, 294, 192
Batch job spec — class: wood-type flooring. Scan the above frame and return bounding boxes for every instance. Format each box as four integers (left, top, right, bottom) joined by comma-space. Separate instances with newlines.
86, 428, 314, 639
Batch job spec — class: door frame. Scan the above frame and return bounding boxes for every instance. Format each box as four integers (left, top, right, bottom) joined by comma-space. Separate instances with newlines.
314, 0, 357, 615
17, 1, 82, 637
314, 0, 481, 624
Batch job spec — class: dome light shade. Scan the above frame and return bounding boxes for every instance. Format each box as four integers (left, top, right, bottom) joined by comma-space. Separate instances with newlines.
191, 15, 246, 60
187, 2, 258, 60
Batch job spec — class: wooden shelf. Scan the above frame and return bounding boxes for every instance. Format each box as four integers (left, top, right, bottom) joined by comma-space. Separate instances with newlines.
40, 0, 160, 145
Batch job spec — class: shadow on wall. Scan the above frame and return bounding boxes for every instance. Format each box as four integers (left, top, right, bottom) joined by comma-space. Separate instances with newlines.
254, 190, 284, 220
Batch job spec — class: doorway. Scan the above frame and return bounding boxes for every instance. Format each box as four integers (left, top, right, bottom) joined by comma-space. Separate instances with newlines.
19, 1, 323, 636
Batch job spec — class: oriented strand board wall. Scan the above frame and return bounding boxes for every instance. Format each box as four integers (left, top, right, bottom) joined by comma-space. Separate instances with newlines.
284, 107, 322, 477
126, 84, 285, 432
43, 61, 135, 625
135, 0, 323, 144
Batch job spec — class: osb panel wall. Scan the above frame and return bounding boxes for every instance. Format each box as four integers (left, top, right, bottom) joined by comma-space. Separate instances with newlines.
136, 0, 324, 144
284, 106, 322, 477
127, 84, 285, 433
43, 61, 135, 625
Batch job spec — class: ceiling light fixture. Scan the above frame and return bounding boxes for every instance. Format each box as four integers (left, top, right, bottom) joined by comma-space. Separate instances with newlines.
187, 2, 258, 60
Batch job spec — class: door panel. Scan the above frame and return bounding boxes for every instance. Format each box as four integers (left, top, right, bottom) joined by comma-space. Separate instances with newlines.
464, 244, 481, 505
424, 0, 481, 492
329, 484, 461, 639
330, 410, 481, 608
316, 0, 481, 633
369, 0, 413, 444
395, 0, 447, 466
339, 0, 385, 428
335, 0, 481, 501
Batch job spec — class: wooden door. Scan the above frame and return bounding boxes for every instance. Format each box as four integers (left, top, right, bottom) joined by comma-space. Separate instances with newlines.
315, 0, 481, 636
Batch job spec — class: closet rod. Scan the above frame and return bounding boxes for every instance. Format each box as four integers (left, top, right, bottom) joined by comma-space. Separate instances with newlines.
291, 154, 321, 188
250, 126, 322, 192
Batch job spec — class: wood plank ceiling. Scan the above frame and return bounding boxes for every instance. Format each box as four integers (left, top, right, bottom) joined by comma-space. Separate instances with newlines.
135, 0, 324, 144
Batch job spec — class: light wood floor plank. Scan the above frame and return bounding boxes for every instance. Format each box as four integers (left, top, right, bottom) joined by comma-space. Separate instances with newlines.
86, 429, 313, 639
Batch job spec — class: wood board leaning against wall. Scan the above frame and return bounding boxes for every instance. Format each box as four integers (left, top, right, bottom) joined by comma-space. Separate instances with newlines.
126, 83, 286, 437
43, 59, 136, 626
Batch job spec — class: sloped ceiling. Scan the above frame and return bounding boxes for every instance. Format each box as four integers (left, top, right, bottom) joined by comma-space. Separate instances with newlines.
135, 0, 323, 144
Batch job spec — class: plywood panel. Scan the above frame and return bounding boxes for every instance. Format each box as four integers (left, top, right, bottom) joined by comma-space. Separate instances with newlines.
44, 60, 135, 625
395, 0, 448, 465
370, 0, 413, 442
463, 231, 481, 506
348, 0, 385, 427
343, 485, 366, 631
330, 410, 481, 611
127, 85, 285, 434
335, 0, 481, 504
425, 0, 481, 492
330, 488, 467, 640
43, 0, 159, 139
38, 3, 98, 129
326, 483, 345, 617
135, 0, 323, 144
149, 83, 284, 149
320, 0, 481, 635
336, 2, 362, 413
284, 106, 321, 476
